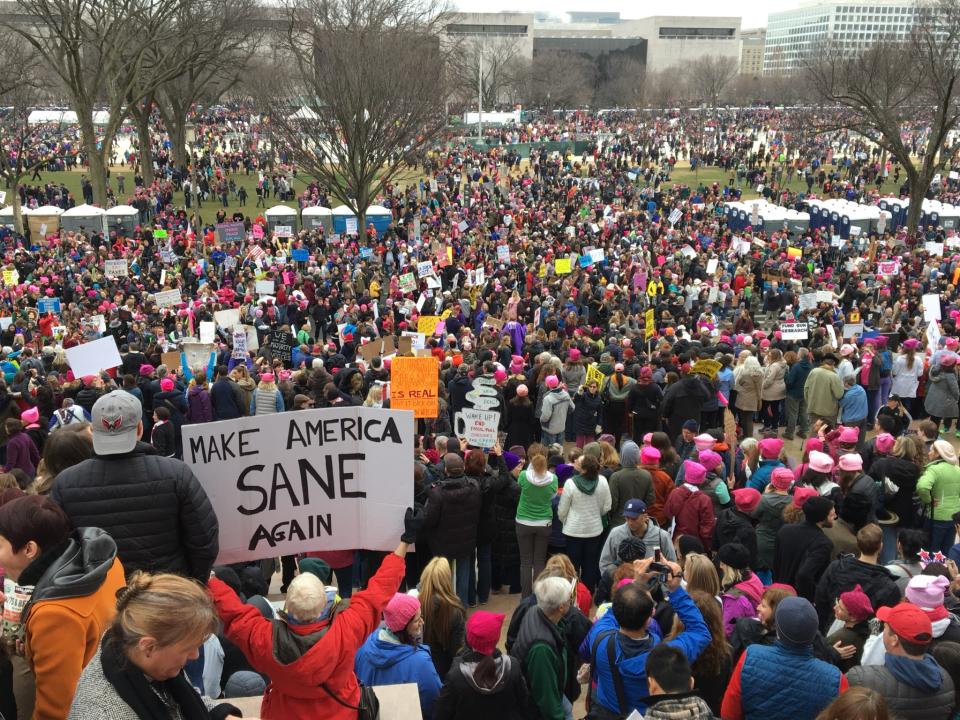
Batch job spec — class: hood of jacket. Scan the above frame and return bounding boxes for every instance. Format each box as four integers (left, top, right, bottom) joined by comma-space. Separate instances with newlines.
188, 386, 207, 397
525, 468, 555, 487
458, 650, 512, 694
360, 627, 423, 669
885, 653, 945, 692
732, 573, 765, 605
26, 527, 118, 611
572, 474, 598, 495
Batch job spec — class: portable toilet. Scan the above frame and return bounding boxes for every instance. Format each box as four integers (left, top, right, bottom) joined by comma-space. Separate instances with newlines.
332, 204, 357, 235
364, 205, 393, 235
61, 204, 107, 234
301, 205, 333, 232
264, 205, 299, 235
105, 205, 139, 235
0, 206, 16, 229
25, 205, 63, 237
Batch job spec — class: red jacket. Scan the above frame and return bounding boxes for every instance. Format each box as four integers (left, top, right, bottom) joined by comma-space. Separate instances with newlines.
209, 552, 405, 719
664, 485, 716, 551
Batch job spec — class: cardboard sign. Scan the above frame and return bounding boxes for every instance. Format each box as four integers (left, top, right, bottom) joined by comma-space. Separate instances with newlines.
65, 336, 122, 377
816, 290, 834, 304
780, 322, 809, 341
359, 338, 385, 362
798, 293, 818, 312
161, 350, 182, 371
400, 331, 425, 351
104, 259, 128, 278
555, 258, 571, 275
153, 289, 182, 308
668, 208, 682, 226
706, 258, 718, 275
181, 407, 414, 562
843, 323, 864, 338
690, 359, 722, 379
269, 331, 295, 364
416, 261, 434, 279
232, 326, 248, 359
454, 408, 500, 449
217, 222, 246, 243
877, 260, 899, 275
389, 356, 438, 418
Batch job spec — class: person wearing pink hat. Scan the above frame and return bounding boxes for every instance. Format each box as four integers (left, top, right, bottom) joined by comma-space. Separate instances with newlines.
572, 378, 603, 448
925, 352, 960, 436
540, 374, 573, 446
824, 584, 874, 671
747, 438, 785, 491
252, 372, 284, 414
664, 460, 715, 550
697, 449, 729, 512
713, 487, 761, 562
753, 462, 794, 582
604, 362, 635, 442
628, 365, 663, 443
693, 433, 716, 452
892, 338, 925, 416
774, 492, 837, 600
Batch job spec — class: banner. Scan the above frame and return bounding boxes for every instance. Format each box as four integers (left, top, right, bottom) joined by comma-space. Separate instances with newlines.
389, 356, 438, 418
780, 322, 809, 340
104, 259, 128, 278
182, 407, 414, 562
216, 222, 246, 243
153, 289, 182, 308
65, 336, 122, 377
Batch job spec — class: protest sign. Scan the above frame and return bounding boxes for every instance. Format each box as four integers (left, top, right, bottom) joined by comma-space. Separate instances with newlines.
153, 289, 182, 308
690, 359, 722, 379
787, 247, 802, 259
923, 293, 942, 322
389, 357, 438, 418
399, 272, 416, 293
798, 293, 818, 312
780, 322, 809, 340
826, 324, 838, 349
668, 208, 682, 226
251, 225, 264, 240
214, 309, 241, 328
269, 331, 295, 363
400, 331, 425, 351
104, 259, 128, 278
926, 242, 945, 257
417, 316, 441, 336
454, 408, 500, 449
200, 321, 216, 344
497, 245, 510, 263
183, 343, 216, 370
232, 327, 248, 359
589, 248, 605, 264
585, 363, 608, 389
256, 279, 275, 295
65, 336, 122, 377
0, 318, 11, 330
161, 351, 182, 371
2, 270, 18, 287
36, 297, 61, 314
359, 339, 385, 363
816, 290, 834, 304
345, 217, 358, 235
555, 258, 571, 275
182, 407, 414, 562
706, 258, 718, 275
928, 320, 943, 351
416, 261, 434, 278
842, 323, 864, 338
877, 260, 899, 275
216, 222, 246, 243
645, 307, 655, 340
292, 248, 309, 262
274, 225, 293, 238
152, 229, 167, 240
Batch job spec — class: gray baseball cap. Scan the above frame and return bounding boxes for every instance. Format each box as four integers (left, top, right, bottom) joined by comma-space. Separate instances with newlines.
92, 390, 142, 455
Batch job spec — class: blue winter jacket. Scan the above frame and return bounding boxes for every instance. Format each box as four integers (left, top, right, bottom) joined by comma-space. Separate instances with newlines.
580, 586, 710, 715
747, 459, 785, 492
354, 627, 443, 719
740, 641, 842, 720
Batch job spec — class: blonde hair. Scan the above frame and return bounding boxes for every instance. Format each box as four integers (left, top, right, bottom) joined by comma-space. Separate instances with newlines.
419, 558, 465, 652
105, 573, 218, 654
284, 573, 328, 621
684, 554, 721, 597
363, 385, 383, 406
599, 441, 620, 468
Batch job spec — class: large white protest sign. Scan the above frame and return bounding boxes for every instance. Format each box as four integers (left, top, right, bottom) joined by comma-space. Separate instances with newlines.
798, 293, 818, 312
200, 321, 216, 344
256, 279, 275, 295
923, 293, 942, 322
816, 290, 834, 304
182, 407, 414, 563
182, 342, 216, 371
215, 309, 241, 328
65, 336, 122, 377
153, 289, 182, 308
780, 322, 809, 341
104, 259, 128, 278
453, 408, 500, 449
706, 258, 718, 275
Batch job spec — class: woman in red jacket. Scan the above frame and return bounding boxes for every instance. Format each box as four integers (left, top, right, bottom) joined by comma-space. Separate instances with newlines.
664, 460, 716, 551
208, 512, 419, 719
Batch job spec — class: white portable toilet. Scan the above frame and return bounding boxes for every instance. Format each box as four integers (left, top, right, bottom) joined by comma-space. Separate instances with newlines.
301, 205, 334, 232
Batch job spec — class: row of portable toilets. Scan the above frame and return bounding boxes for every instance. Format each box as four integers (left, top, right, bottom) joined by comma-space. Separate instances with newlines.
724, 197, 960, 239
0, 203, 395, 237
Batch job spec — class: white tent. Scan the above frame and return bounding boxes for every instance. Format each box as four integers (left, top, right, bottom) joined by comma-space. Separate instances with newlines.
27, 110, 111, 126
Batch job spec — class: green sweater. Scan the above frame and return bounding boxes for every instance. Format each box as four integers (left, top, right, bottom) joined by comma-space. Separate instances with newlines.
516, 470, 558, 523
918, 459, 960, 521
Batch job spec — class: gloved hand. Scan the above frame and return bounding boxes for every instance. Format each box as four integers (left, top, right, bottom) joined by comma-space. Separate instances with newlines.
402, 505, 425, 544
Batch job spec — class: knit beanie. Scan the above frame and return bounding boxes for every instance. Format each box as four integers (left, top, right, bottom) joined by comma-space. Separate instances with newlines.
383, 593, 420, 633
802, 496, 834, 524
775, 596, 819, 647
906, 575, 951, 611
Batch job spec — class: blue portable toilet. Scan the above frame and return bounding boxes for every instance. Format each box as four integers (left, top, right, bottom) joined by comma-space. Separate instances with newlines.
364, 205, 393, 235
332, 204, 356, 234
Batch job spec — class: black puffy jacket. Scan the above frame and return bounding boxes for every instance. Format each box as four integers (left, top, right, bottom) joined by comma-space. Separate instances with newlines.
423, 474, 482, 559
814, 554, 902, 633
50, 442, 219, 582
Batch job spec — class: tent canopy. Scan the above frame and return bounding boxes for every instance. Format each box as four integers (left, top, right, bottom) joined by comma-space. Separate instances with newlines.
287, 106, 319, 121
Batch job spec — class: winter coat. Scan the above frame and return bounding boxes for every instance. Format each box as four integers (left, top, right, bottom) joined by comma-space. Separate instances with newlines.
208, 553, 405, 720
433, 650, 531, 720
571, 390, 603, 435
721, 574, 764, 636
813, 555, 902, 633
713, 507, 758, 568
847, 656, 955, 720
784, 359, 812, 399
492, 474, 522, 568
50, 441, 219, 582
804, 365, 844, 419
511, 606, 568, 720
773, 521, 834, 601
557, 475, 611, 538
354, 629, 443, 720
23, 528, 126, 720
628, 381, 663, 421
473, 460, 510, 546
891, 354, 925, 398
607, 467, 655, 526
753, 493, 791, 570
918, 459, 960, 522
186, 385, 214, 424
747, 459, 785, 492
925, 366, 960, 419
734, 369, 764, 412
646, 465, 676, 527
870, 455, 920, 528
662, 376, 710, 439
211, 377, 244, 420
664, 485, 716, 551
539, 388, 574, 434
151, 420, 176, 457
5, 428, 38, 477
423, 475, 482, 559
761, 361, 787, 401
505, 399, 535, 450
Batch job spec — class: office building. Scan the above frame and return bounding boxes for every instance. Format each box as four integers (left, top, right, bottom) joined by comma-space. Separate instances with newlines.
740, 28, 766, 75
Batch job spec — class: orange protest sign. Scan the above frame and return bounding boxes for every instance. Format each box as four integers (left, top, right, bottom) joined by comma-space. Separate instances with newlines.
390, 356, 439, 418
787, 247, 802, 259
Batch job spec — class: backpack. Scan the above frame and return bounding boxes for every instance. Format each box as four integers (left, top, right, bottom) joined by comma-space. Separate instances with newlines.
880, 350, 893, 375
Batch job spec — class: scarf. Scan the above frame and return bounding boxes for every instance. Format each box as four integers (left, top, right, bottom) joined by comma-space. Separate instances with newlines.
100, 636, 211, 720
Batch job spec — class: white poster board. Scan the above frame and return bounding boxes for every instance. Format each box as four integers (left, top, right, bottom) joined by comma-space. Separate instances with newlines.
798, 293, 819, 312
153, 289, 182, 308
923, 293, 942, 322
256, 280, 275, 295
181, 407, 414, 563
780, 322, 809, 341
104, 259, 128, 278
200, 321, 216, 344
345, 217, 358, 236
65, 336, 122, 377
454, 408, 501, 449
214, 309, 241, 328
706, 258, 718, 275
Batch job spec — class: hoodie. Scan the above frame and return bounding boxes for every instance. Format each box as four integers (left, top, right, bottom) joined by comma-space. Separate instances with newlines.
516, 469, 558, 525
600, 518, 676, 577
354, 627, 443, 719
433, 650, 531, 720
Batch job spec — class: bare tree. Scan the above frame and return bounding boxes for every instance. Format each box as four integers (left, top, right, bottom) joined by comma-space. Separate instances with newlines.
594, 55, 645, 108
690, 55, 739, 107
268, 0, 451, 231
804, 0, 960, 234
7, 0, 194, 205
646, 68, 686, 109
525, 51, 593, 109
447, 35, 524, 108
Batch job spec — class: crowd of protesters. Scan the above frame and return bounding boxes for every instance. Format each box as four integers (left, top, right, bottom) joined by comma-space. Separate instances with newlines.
0, 105, 960, 719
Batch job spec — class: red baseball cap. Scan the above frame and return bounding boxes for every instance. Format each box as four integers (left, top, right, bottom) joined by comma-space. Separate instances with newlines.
877, 603, 933, 644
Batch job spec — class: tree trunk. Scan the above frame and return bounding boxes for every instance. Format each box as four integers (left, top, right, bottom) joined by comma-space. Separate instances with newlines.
907, 165, 936, 237
79, 116, 109, 206
171, 114, 188, 172
134, 109, 154, 186
11, 186, 23, 235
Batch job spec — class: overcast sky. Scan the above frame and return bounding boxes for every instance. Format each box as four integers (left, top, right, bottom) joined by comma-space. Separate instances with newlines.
452, 0, 804, 30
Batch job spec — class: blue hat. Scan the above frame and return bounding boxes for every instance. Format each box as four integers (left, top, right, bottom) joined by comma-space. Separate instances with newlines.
623, 498, 648, 518
682, 419, 699, 432
503, 452, 522, 471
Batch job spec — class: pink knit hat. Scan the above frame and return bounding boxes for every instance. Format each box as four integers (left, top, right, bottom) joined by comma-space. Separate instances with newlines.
160, 377, 175, 392
694, 433, 716, 451
838, 426, 860, 444
838, 453, 863, 472
770, 467, 795, 491
383, 593, 420, 632
684, 460, 707, 485
875, 433, 895, 454
758, 437, 784, 459
545, 375, 559, 389
640, 446, 661, 465
808, 450, 834, 474
839, 585, 874, 622
698, 449, 723, 472
906, 575, 951, 611
792, 486, 820, 508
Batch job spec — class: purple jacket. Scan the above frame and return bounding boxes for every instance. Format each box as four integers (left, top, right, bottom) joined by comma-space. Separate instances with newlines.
6, 430, 38, 477
187, 386, 214, 424
722, 574, 764, 636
